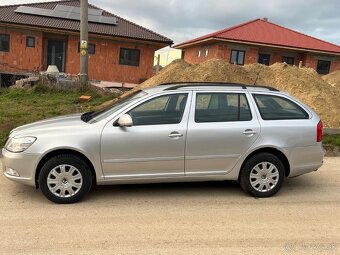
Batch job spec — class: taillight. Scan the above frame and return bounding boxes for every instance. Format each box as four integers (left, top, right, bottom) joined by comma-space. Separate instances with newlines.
317, 120, 323, 142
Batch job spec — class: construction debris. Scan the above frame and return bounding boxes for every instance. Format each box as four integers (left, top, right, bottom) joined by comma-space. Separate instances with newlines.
79, 95, 92, 103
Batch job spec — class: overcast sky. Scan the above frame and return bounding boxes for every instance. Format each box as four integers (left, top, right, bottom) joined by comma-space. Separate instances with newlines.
1, 0, 340, 45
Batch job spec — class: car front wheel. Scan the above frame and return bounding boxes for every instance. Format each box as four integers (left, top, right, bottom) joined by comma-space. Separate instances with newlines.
239, 153, 285, 197
39, 154, 92, 204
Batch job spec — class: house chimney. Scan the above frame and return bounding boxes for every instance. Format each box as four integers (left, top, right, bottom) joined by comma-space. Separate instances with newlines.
262, 17, 268, 21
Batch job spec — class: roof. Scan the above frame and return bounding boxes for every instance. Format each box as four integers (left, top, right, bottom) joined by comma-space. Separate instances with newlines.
174, 19, 340, 55
0, 0, 172, 44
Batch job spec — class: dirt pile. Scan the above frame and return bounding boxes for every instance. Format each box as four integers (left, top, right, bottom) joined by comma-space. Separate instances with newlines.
102, 59, 340, 127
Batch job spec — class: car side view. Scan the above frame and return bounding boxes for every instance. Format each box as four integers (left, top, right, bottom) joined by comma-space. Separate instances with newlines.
1, 83, 324, 203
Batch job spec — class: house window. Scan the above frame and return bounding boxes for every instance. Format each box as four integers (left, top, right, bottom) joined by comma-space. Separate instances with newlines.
119, 48, 140, 66
258, 53, 270, 66
26, 36, 35, 48
316, 60, 331, 74
282, 56, 294, 65
230, 50, 245, 65
205, 48, 209, 57
78, 42, 96, 54
0, 33, 10, 52
198, 49, 201, 57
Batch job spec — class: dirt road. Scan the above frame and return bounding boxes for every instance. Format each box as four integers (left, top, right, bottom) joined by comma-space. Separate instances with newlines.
0, 158, 339, 255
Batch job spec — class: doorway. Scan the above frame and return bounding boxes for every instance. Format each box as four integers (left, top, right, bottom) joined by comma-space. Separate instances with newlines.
47, 39, 66, 72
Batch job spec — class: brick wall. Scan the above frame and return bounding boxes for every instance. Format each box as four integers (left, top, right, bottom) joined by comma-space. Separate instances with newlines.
1, 26, 162, 84
66, 36, 158, 83
330, 59, 340, 73
0, 28, 43, 73
181, 42, 340, 74
183, 44, 220, 64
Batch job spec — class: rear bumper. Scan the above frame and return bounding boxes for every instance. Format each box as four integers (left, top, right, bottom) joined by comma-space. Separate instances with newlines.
1, 148, 39, 187
287, 144, 324, 177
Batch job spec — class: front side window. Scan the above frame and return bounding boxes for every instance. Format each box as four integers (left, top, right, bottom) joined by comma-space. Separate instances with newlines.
253, 94, 309, 120
0, 34, 10, 52
119, 48, 140, 66
230, 50, 245, 65
316, 60, 331, 74
282, 56, 294, 65
195, 93, 252, 123
129, 94, 188, 126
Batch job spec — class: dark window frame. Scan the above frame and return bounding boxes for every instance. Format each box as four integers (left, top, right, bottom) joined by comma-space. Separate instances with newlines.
258, 53, 271, 66
26, 36, 36, 48
119, 48, 140, 67
316, 60, 331, 75
282, 56, 295, 65
77, 42, 96, 54
230, 49, 245, 65
194, 92, 252, 123
0, 33, 10, 52
253, 94, 309, 120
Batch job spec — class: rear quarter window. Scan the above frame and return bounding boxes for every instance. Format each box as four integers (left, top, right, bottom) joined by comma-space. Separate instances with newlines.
253, 94, 309, 120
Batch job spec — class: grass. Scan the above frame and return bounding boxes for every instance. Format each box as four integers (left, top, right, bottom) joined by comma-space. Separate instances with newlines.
323, 134, 340, 147
0, 88, 114, 146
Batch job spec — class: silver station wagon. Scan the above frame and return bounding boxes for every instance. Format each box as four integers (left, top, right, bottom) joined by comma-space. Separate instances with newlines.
1, 83, 324, 203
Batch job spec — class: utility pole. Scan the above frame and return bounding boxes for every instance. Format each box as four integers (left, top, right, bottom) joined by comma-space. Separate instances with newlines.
79, 0, 88, 85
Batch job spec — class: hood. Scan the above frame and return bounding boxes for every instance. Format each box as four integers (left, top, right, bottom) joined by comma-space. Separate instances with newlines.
10, 113, 86, 137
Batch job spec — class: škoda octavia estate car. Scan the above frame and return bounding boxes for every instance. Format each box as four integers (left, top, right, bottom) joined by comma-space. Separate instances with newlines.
1, 83, 324, 203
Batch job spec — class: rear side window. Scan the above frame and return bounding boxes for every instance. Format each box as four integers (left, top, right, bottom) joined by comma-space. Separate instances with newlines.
195, 93, 252, 123
253, 94, 309, 120
129, 94, 188, 126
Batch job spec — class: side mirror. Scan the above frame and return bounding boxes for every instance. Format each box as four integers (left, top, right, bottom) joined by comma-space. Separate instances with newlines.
118, 114, 133, 127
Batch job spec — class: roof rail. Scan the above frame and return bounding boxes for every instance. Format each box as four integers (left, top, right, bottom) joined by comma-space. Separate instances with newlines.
161, 82, 279, 92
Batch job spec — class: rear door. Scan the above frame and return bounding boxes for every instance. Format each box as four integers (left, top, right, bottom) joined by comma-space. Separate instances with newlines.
185, 91, 260, 175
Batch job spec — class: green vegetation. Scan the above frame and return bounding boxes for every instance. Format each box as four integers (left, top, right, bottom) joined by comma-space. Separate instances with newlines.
323, 134, 340, 147
0, 88, 114, 146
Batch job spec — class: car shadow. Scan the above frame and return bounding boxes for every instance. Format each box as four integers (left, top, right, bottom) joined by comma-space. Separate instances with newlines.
2, 174, 324, 205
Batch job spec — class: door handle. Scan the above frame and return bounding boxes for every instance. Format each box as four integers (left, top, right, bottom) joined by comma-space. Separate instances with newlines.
168, 132, 183, 138
243, 129, 257, 136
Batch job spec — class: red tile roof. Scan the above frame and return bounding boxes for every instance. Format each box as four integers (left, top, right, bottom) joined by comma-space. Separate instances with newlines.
174, 19, 340, 54
0, 0, 172, 44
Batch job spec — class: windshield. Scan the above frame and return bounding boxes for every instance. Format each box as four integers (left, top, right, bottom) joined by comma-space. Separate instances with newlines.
82, 91, 148, 123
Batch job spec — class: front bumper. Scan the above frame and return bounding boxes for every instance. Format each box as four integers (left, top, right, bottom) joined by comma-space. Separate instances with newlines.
1, 148, 40, 187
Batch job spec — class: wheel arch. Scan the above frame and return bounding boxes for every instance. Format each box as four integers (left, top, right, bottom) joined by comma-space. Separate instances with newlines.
239, 147, 291, 180
35, 149, 97, 188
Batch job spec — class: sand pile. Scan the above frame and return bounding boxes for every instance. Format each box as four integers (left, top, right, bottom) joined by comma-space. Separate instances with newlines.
103, 59, 340, 127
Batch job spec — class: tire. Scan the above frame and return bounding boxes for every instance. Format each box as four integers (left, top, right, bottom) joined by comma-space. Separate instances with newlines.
39, 154, 92, 204
239, 153, 285, 197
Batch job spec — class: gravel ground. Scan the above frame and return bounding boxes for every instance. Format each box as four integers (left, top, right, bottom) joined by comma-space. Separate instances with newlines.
0, 158, 339, 255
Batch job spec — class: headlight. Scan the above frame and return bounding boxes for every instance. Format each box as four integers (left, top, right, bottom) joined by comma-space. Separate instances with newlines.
5, 136, 37, 153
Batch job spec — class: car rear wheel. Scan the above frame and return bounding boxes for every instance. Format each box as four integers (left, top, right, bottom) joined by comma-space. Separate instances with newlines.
39, 154, 92, 204
239, 153, 285, 197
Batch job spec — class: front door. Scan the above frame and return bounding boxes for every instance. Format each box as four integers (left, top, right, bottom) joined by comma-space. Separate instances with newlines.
185, 92, 260, 175
101, 92, 191, 179
47, 39, 66, 72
